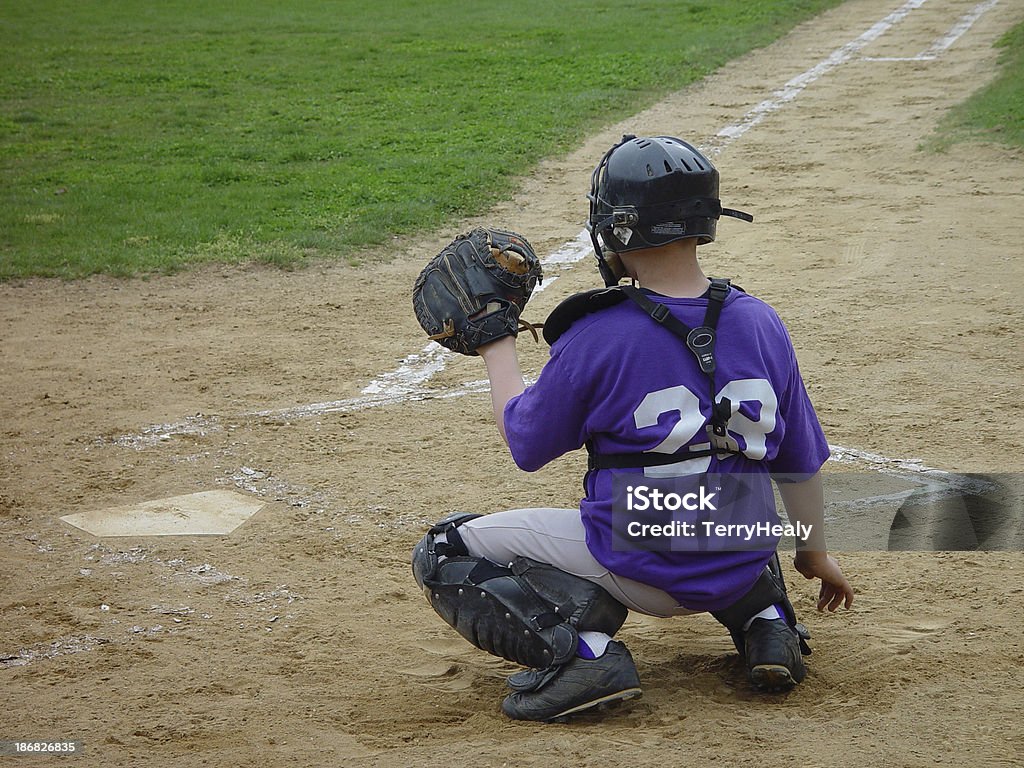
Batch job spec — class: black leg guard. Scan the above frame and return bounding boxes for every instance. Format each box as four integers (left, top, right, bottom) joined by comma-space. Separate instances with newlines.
711, 553, 812, 657
411, 515, 628, 670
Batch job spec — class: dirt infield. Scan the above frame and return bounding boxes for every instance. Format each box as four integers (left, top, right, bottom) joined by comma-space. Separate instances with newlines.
2, 0, 1023, 766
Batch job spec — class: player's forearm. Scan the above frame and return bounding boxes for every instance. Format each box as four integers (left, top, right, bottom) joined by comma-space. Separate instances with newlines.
777, 471, 828, 552
478, 336, 526, 444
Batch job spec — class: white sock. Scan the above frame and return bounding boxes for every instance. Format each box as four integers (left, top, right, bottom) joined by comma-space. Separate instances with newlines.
742, 604, 784, 632
577, 631, 612, 659
431, 531, 450, 562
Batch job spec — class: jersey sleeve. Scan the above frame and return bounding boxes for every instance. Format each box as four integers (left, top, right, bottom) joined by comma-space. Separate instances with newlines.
765, 335, 830, 477
502, 347, 590, 472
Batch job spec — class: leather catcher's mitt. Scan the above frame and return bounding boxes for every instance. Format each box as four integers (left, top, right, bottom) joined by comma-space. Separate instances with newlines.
412, 227, 543, 356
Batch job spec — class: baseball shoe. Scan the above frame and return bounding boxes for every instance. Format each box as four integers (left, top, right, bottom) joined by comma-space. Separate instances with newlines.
744, 618, 807, 691
501, 641, 642, 722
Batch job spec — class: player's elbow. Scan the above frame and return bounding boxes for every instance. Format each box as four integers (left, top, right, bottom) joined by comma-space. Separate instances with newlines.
507, 441, 544, 472
511, 453, 544, 473
514, 458, 544, 473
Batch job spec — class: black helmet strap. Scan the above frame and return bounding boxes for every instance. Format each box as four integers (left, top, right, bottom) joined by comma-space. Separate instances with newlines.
587, 135, 637, 286
588, 228, 620, 288
722, 207, 754, 223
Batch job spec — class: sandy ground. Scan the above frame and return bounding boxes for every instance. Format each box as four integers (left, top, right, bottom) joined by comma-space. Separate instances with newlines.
2, 0, 1023, 765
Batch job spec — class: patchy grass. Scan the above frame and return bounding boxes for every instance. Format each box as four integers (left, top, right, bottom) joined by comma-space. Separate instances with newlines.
929, 21, 1024, 151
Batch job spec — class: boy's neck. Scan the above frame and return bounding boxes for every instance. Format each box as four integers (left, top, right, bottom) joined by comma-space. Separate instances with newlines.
621, 240, 709, 298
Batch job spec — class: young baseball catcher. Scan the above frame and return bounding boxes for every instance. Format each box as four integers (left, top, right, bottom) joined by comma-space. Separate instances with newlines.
411, 134, 854, 722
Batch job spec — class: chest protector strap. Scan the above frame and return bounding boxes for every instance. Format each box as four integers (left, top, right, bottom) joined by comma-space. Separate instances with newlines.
588, 278, 741, 470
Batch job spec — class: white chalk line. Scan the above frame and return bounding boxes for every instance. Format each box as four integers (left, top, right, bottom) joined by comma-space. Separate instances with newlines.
110, 382, 492, 449
360, 342, 450, 396
705, 0, 930, 152
109, 0, 993, 498
827, 444, 997, 506
862, 0, 1000, 61
255, 379, 490, 420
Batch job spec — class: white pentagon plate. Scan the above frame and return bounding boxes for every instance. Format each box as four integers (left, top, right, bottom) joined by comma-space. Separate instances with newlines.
60, 490, 264, 537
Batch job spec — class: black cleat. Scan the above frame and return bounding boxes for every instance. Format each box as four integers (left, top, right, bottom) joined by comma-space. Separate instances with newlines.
501, 641, 642, 722
744, 618, 807, 691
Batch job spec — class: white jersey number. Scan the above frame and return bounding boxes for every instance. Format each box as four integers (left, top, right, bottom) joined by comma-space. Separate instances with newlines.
633, 378, 778, 477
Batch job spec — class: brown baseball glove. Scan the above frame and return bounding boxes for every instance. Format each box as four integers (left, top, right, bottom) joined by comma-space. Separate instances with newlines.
412, 227, 543, 355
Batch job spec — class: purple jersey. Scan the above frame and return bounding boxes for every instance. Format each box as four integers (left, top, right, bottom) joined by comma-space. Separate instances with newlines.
503, 288, 829, 612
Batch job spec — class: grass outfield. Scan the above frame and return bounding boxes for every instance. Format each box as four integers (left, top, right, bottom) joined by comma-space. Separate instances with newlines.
0, 0, 844, 280
930, 20, 1024, 152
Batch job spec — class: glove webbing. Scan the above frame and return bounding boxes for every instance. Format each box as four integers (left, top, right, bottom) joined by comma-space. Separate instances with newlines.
427, 316, 544, 345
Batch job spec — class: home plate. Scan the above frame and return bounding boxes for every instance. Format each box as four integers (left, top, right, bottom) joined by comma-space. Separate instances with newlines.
60, 490, 265, 537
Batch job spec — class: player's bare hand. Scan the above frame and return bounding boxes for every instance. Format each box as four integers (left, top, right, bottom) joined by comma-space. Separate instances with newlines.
793, 551, 854, 612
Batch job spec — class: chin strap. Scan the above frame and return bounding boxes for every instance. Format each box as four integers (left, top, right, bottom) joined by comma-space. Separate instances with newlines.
587, 134, 639, 287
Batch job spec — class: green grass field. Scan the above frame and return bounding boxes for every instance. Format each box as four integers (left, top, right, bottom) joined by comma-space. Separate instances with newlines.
930, 20, 1024, 152
0, 0, 846, 279
4, 3, 1022, 282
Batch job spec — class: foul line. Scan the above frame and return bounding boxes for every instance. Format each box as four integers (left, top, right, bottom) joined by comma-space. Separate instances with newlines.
863, 0, 1000, 61
705, 0, 930, 151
